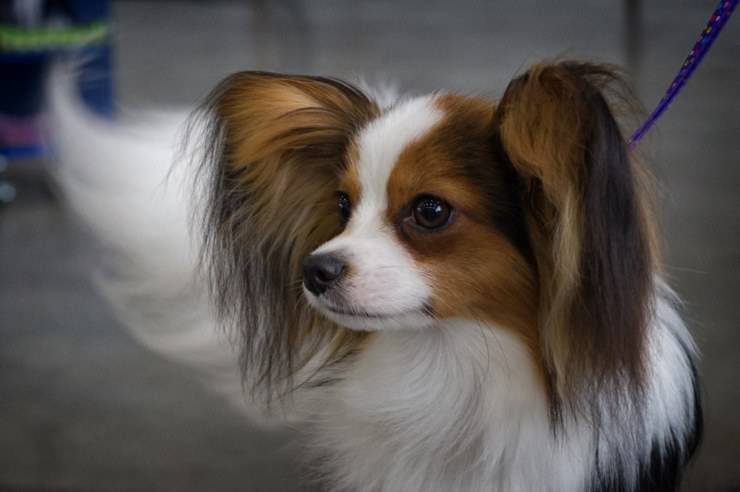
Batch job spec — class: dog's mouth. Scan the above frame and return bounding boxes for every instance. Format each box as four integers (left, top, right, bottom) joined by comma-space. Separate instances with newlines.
324, 304, 425, 319
314, 296, 434, 321
303, 287, 436, 330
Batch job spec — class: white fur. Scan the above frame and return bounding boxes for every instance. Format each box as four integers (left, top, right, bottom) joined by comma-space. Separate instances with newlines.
310, 321, 591, 491
306, 96, 442, 331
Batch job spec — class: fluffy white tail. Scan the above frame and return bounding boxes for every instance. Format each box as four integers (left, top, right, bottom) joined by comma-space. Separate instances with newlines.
47, 69, 264, 420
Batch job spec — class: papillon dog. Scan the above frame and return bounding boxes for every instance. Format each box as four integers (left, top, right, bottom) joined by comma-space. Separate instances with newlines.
52, 61, 701, 492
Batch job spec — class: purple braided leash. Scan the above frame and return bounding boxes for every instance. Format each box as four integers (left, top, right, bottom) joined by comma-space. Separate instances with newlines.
628, 0, 738, 149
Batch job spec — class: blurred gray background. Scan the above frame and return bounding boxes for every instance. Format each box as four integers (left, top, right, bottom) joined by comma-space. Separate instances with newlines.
1, 0, 738, 490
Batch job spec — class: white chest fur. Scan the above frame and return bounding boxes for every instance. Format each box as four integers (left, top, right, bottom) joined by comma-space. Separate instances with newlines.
310, 321, 593, 492
304, 292, 698, 492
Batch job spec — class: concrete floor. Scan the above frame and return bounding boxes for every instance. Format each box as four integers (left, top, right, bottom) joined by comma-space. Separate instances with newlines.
1, 1, 738, 490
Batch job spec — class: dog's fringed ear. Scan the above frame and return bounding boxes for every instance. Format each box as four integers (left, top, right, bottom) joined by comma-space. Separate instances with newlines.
493, 62, 658, 411
194, 72, 379, 403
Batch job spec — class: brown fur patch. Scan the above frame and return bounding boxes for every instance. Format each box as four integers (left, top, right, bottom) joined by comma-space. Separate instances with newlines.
385, 95, 541, 363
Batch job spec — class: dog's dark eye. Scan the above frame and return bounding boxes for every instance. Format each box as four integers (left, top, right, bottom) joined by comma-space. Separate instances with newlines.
411, 195, 452, 230
337, 192, 351, 225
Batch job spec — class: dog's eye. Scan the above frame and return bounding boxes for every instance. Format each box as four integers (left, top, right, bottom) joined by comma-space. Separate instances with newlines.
337, 192, 351, 225
411, 195, 452, 230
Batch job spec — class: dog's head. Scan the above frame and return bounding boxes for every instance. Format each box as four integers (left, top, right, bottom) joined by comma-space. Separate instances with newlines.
199, 62, 657, 408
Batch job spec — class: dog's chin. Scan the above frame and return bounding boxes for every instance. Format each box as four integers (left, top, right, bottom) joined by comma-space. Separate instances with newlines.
303, 289, 434, 331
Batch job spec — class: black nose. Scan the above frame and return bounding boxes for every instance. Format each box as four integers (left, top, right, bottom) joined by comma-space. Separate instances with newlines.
303, 253, 346, 296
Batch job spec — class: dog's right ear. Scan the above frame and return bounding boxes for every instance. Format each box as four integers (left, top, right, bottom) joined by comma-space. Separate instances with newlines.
194, 72, 379, 402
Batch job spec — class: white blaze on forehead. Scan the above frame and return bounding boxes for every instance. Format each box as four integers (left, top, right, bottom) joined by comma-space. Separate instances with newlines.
353, 95, 443, 224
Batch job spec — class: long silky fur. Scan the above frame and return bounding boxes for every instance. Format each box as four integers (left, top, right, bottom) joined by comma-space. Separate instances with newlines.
191, 73, 380, 404
495, 62, 659, 423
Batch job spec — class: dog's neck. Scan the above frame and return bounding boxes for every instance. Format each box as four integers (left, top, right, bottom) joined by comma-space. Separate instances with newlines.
308, 319, 594, 491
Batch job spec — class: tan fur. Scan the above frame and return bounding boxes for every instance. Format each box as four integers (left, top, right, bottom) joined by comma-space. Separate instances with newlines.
385, 96, 540, 357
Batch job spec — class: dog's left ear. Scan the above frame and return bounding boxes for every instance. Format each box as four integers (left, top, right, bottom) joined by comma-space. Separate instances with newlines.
493, 62, 658, 407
